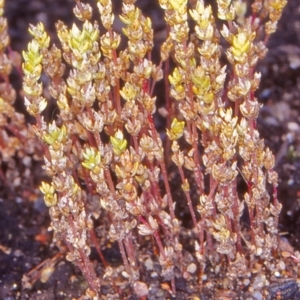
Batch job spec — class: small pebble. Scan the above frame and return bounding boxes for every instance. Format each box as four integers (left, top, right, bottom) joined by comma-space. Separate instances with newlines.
243, 278, 250, 286
187, 262, 197, 274
287, 122, 299, 132
13, 249, 23, 257
274, 271, 281, 277
151, 271, 158, 278
145, 257, 153, 270
133, 281, 149, 297
252, 291, 263, 300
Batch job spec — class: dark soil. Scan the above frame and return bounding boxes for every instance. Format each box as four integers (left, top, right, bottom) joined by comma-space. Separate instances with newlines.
1, 0, 300, 299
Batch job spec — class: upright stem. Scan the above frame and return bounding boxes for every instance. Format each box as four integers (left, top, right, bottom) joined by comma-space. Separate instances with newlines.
109, 29, 122, 116
118, 240, 131, 276
164, 57, 172, 164
231, 180, 242, 252
147, 114, 175, 220
89, 229, 108, 268
191, 122, 204, 193
139, 216, 166, 258
124, 235, 137, 268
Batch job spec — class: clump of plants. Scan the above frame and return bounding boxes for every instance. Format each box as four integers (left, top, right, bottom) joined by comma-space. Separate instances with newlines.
0, 0, 41, 193
2, 0, 292, 298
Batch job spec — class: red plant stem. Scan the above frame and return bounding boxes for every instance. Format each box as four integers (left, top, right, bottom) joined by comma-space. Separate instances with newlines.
191, 122, 204, 193
97, 155, 134, 276
139, 216, 166, 258
171, 277, 176, 296
178, 166, 204, 245
147, 114, 175, 220
94, 131, 102, 150
231, 180, 242, 252
150, 60, 163, 96
89, 229, 108, 268
177, 163, 201, 240
153, 230, 166, 258
104, 168, 116, 193
132, 134, 138, 151
86, 131, 97, 149
208, 175, 217, 217
160, 161, 175, 220
67, 215, 100, 293
207, 178, 218, 204
118, 240, 131, 275
35, 114, 42, 132
124, 234, 137, 269
273, 183, 278, 207
5, 124, 26, 143
109, 29, 122, 116
247, 181, 255, 244
0, 167, 6, 184
163, 57, 172, 164
148, 162, 163, 207
234, 99, 240, 118
155, 213, 172, 238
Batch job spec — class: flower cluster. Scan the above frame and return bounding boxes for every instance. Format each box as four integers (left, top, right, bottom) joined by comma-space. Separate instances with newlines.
0, 0, 40, 193
20, 0, 287, 298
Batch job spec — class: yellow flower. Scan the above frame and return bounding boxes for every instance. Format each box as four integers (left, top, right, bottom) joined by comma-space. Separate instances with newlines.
22, 40, 43, 73
232, 32, 253, 59
120, 82, 139, 102
69, 21, 99, 54
191, 67, 210, 90
270, 0, 287, 10
28, 23, 50, 49
43, 123, 67, 146
169, 0, 188, 12
110, 130, 127, 156
167, 118, 185, 140
82, 147, 102, 173
119, 8, 140, 26
168, 68, 182, 86
40, 182, 57, 207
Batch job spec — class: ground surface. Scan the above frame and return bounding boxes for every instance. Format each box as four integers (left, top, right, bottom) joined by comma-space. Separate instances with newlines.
1, 0, 300, 299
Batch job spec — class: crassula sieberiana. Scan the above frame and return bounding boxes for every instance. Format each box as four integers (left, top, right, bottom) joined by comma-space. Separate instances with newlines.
21, 0, 290, 298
